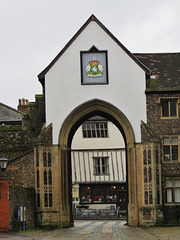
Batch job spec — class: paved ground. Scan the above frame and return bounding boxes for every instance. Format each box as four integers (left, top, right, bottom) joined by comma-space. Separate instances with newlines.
0, 220, 159, 240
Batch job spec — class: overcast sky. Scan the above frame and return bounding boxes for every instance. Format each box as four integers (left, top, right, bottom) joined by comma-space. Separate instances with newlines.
0, 0, 180, 109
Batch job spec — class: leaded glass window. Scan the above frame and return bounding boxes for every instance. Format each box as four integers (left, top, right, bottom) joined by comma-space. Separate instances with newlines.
161, 99, 178, 118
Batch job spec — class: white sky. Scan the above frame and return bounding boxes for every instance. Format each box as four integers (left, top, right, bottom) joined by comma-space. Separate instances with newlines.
0, 0, 180, 109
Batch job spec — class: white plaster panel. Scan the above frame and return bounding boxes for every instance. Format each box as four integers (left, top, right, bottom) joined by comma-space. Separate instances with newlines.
72, 122, 125, 149
45, 21, 146, 144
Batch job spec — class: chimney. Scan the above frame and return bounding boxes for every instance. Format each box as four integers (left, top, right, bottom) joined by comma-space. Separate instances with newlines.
17, 98, 29, 114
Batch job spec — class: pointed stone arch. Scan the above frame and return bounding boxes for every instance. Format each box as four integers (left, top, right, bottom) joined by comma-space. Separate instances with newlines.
59, 99, 135, 147
58, 99, 139, 227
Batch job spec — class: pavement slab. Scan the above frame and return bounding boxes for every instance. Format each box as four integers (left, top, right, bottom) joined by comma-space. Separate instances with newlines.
0, 220, 159, 240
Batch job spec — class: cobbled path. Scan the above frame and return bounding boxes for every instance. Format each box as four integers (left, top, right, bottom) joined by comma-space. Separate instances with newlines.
0, 220, 158, 240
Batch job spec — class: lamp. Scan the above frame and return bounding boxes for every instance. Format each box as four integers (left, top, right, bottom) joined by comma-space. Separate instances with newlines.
0, 157, 8, 176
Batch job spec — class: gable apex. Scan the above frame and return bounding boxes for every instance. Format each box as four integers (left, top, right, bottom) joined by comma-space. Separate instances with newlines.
38, 15, 151, 85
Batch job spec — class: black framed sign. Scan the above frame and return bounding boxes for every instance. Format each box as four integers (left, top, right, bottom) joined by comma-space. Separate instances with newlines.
81, 48, 108, 85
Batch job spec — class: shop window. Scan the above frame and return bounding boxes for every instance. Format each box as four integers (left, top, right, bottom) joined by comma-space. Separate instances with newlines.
161, 99, 178, 118
81, 185, 92, 203
93, 185, 105, 202
166, 178, 180, 203
82, 122, 108, 138
163, 136, 178, 162
80, 184, 126, 204
106, 185, 117, 202
93, 157, 109, 175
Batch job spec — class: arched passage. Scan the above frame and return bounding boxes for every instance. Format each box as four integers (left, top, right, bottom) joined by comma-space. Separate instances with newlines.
58, 99, 139, 227
59, 99, 135, 147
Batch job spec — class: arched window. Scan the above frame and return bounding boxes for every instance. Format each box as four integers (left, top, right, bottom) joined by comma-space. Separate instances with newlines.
37, 169, 40, 188
143, 150, 147, 165
48, 151, 52, 167
43, 151, 47, 167
48, 169, 52, 185
44, 169, 47, 185
49, 193, 53, 207
144, 167, 147, 183
148, 149, 151, 164
44, 193, 48, 207
148, 166, 152, 182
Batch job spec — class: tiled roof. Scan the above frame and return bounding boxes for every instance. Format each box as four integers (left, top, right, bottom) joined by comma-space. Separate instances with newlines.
134, 53, 180, 92
0, 102, 23, 123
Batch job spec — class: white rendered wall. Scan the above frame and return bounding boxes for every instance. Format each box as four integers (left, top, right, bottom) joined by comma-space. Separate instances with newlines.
45, 21, 146, 144
72, 121, 125, 149
71, 121, 126, 184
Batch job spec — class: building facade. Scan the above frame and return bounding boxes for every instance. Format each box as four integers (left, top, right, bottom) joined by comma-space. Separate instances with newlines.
0, 15, 180, 231
71, 117, 127, 218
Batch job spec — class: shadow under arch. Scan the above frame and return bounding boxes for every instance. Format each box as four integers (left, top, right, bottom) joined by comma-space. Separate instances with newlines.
59, 98, 135, 148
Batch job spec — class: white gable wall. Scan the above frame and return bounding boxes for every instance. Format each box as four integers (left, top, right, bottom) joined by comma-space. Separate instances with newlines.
45, 21, 146, 144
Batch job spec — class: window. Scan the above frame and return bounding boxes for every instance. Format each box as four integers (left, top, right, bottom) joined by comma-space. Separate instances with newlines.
37, 170, 40, 188
44, 193, 48, 207
44, 170, 47, 185
43, 151, 47, 167
161, 99, 178, 118
81, 185, 92, 203
82, 122, 108, 138
163, 136, 179, 162
166, 178, 180, 203
93, 157, 109, 175
80, 184, 126, 204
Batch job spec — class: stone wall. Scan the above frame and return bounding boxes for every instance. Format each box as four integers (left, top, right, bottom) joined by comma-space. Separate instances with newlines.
164, 206, 180, 225
9, 186, 35, 230
0, 95, 45, 231
5, 151, 35, 188
162, 163, 180, 176
0, 94, 45, 153
146, 93, 180, 137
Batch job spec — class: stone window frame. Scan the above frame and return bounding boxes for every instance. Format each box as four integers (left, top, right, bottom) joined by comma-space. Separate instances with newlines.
165, 177, 180, 204
42, 148, 53, 208
162, 135, 179, 162
160, 97, 179, 119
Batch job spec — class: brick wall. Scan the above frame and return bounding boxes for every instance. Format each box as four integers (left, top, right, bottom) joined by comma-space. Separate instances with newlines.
0, 179, 9, 232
